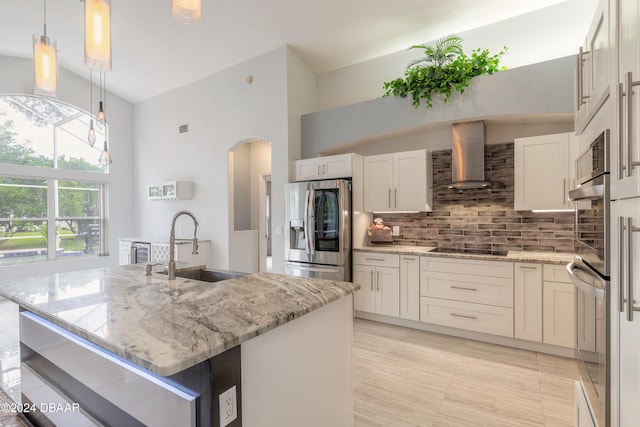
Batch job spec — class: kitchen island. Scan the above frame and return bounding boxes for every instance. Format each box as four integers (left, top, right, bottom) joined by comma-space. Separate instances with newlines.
0, 265, 358, 427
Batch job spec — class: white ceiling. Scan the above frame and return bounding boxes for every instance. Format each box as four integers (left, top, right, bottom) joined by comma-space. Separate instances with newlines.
0, 0, 589, 104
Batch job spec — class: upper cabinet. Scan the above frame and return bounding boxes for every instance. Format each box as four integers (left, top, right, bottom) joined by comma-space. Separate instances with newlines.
575, 0, 611, 134
293, 153, 361, 181
611, 0, 640, 199
363, 149, 432, 212
514, 132, 574, 211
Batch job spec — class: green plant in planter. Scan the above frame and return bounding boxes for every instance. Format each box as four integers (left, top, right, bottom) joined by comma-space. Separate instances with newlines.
383, 34, 507, 108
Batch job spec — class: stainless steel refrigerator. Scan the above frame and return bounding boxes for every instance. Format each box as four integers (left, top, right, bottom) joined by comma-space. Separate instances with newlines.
284, 179, 351, 281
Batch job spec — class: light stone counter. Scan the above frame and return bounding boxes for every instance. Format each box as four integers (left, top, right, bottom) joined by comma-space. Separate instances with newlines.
0, 265, 358, 376
354, 246, 575, 265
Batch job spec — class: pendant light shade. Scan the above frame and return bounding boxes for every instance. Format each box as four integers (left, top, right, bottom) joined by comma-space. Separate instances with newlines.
33, 0, 57, 97
33, 35, 57, 97
84, 0, 112, 71
171, 0, 202, 24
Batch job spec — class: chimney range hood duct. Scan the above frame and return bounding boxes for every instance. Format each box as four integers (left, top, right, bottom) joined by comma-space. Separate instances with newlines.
445, 121, 504, 190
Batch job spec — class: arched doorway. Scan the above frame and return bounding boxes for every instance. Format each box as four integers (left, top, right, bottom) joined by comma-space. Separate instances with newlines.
227, 138, 272, 273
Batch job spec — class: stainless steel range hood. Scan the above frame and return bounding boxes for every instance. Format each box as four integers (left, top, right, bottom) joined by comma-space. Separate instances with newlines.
445, 121, 504, 190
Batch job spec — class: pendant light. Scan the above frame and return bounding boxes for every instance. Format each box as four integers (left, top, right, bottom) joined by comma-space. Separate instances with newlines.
33, 0, 57, 97
171, 0, 202, 24
87, 69, 96, 146
96, 71, 106, 129
99, 138, 112, 166
84, 0, 112, 71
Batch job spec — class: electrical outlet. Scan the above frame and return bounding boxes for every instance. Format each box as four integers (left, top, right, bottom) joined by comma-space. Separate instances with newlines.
392, 225, 400, 236
219, 386, 237, 427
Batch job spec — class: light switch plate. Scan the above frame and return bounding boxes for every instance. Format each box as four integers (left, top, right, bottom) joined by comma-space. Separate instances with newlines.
392, 226, 400, 236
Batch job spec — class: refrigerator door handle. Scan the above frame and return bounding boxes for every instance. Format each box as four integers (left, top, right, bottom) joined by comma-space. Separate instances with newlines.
303, 189, 314, 256
307, 187, 315, 256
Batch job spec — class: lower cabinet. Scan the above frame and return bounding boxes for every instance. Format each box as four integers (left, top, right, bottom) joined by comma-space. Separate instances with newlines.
514, 263, 575, 348
118, 240, 132, 266
420, 257, 514, 337
400, 255, 420, 321
353, 252, 400, 317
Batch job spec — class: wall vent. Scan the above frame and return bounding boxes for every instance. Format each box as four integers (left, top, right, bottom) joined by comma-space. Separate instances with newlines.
178, 124, 189, 134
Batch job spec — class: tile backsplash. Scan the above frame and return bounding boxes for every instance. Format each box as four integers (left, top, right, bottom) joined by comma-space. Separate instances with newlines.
375, 143, 575, 253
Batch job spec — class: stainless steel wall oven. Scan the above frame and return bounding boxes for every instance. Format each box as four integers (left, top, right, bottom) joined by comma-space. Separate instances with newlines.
568, 129, 610, 427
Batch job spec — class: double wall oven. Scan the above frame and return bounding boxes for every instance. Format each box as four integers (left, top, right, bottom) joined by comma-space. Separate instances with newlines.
567, 129, 610, 427
284, 179, 351, 281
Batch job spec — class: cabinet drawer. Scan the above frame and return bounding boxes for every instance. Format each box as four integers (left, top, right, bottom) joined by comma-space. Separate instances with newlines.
354, 252, 399, 268
543, 264, 572, 283
420, 271, 513, 308
420, 297, 514, 337
420, 257, 513, 278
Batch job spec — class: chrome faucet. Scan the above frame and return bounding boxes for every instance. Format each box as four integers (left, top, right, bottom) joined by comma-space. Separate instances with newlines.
168, 210, 199, 280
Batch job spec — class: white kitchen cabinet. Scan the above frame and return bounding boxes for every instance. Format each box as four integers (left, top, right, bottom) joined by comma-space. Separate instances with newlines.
363, 149, 432, 212
353, 252, 400, 317
514, 263, 543, 342
514, 132, 572, 211
419, 257, 514, 337
575, 0, 611, 135
118, 240, 132, 266
400, 255, 420, 321
293, 153, 361, 181
611, 197, 640, 427
611, 0, 640, 199
543, 264, 575, 348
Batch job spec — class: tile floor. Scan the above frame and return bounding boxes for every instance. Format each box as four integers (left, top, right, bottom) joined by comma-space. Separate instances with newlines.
1, 298, 578, 427
353, 318, 579, 427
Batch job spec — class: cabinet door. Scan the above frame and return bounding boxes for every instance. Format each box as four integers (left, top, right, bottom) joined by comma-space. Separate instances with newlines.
353, 265, 376, 313
611, 0, 640, 199
514, 133, 570, 211
375, 266, 400, 317
612, 198, 640, 426
363, 154, 393, 212
514, 263, 543, 342
294, 158, 321, 181
400, 256, 420, 321
543, 281, 575, 348
393, 150, 427, 211
586, 0, 610, 117
321, 154, 353, 179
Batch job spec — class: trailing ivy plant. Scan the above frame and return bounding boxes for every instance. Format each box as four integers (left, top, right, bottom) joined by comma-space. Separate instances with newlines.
383, 35, 507, 108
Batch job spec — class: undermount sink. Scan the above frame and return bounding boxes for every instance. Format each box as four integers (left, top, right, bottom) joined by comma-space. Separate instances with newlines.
171, 268, 247, 283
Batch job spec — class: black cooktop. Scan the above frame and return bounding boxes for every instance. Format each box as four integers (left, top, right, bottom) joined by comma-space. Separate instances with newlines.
431, 248, 508, 257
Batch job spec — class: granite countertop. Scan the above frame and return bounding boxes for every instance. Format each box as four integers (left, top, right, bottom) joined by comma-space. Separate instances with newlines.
0, 265, 358, 376
354, 246, 575, 265
119, 237, 211, 244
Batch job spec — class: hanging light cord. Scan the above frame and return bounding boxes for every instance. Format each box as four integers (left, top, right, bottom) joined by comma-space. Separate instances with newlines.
43, 0, 47, 38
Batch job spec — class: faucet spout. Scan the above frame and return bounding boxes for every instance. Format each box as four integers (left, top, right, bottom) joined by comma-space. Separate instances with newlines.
168, 210, 199, 280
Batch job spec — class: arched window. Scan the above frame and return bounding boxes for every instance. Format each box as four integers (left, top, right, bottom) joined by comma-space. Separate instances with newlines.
0, 95, 109, 264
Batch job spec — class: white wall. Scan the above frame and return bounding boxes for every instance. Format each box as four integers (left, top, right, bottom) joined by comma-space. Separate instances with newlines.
315, 0, 598, 111
0, 55, 134, 279
133, 46, 313, 273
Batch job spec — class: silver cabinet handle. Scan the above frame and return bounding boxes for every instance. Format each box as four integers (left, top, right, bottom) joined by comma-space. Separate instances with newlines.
518, 266, 537, 270
577, 47, 589, 105
394, 188, 397, 208
450, 313, 477, 320
376, 270, 380, 291
624, 72, 640, 178
323, 163, 327, 174
576, 51, 581, 108
562, 178, 566, 205
450, 286, 477, 291
619, 82, 626, 180
317, 164, 321, 175
388, 188, 391, 208
627, 216, 634, 321
620, 216, 626, 313
365, 257, 386, 262
370, 270, 374, 291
